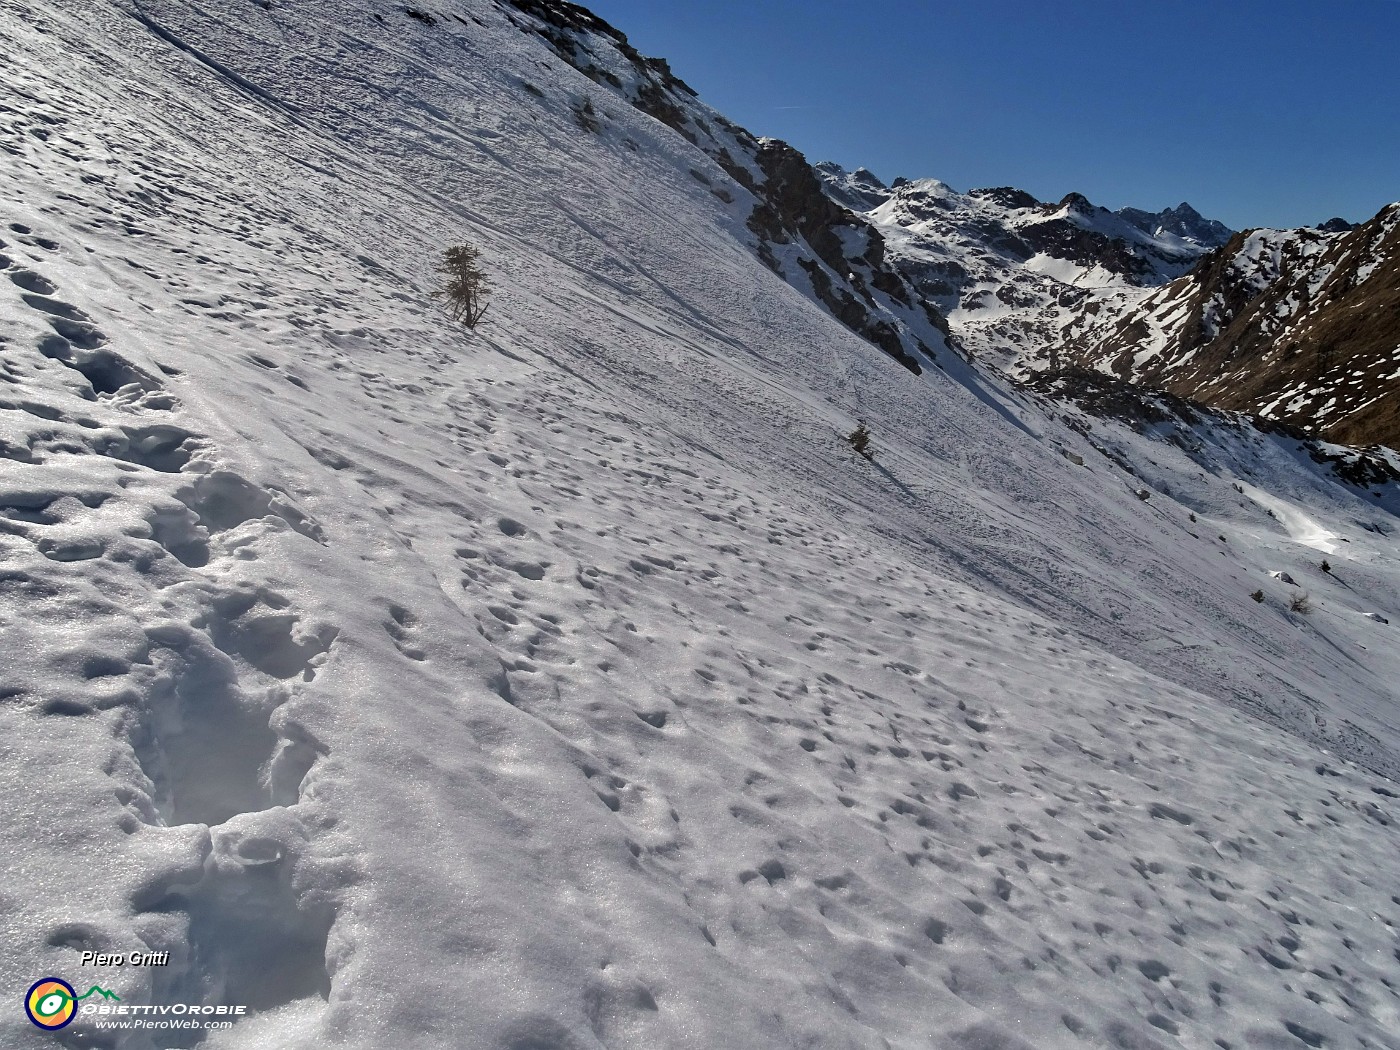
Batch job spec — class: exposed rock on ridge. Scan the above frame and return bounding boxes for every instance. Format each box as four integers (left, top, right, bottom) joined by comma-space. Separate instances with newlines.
506, 0, 951, 373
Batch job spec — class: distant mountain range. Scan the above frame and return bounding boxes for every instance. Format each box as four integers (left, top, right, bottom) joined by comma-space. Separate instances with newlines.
820, 164, 1398, 447
817, 164, 1234, 371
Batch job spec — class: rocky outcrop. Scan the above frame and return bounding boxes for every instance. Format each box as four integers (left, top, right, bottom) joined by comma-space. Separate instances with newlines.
1118, 202, 1233, 248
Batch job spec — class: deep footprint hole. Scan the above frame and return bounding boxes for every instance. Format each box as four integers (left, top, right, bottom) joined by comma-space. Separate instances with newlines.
120, 424, 196, 472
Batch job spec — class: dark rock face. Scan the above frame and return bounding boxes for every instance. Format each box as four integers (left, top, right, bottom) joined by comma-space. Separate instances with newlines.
1016, 216, 1158, 280
1063, 203, 1400, 447
892, 257, 969, 303
968, 187, 1041, 211
1057, 191, 1095, 214
749, 140, 861, 280
965, 218, 1034, 262
1118, 203, 1233, 248
504, 1, 949, 374
741, 142, 938, 372
1316, 217, 1357, 234
1027, 369, 1203, 436
508, 0, 621, 37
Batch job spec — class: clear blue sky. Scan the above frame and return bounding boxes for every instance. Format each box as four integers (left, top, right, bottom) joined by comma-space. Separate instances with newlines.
583, 0, 1400, 230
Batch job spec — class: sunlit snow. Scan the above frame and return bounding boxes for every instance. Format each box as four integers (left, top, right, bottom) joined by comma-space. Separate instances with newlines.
0, 2, 1397, 1050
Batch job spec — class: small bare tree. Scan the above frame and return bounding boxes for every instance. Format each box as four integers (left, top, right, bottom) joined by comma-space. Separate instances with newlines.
846, 422, 874, 461
435, 243, 490, 327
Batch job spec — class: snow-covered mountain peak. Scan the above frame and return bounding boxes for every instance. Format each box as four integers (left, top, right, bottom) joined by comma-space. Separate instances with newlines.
1317, 215, 1359, 233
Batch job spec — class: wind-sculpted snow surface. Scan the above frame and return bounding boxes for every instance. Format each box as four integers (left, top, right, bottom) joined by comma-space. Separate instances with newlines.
0, 2, 1398, 1049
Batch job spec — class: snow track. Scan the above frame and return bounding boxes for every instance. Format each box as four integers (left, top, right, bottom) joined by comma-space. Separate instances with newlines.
0, 2, 1397, 1049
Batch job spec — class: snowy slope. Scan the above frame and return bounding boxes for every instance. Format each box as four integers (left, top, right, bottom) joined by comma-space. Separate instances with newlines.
817, 167, 1232, 370
1, 2, 1399, 1050
485, 4, 954, 376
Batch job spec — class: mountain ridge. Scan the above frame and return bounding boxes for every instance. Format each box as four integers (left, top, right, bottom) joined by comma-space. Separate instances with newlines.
504, 0, 955, 373
1061, 202, 1400, 447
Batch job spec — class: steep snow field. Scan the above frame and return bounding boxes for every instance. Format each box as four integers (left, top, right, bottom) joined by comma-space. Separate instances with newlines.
1, 2, 1398, 1049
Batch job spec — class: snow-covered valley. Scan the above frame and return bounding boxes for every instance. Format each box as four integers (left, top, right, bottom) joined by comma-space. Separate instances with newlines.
1, 2, 1398, 1049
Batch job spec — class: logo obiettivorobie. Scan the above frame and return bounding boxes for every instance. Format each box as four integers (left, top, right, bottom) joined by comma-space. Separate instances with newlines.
25, 979, 76, 1030
24, 978, 120, 1030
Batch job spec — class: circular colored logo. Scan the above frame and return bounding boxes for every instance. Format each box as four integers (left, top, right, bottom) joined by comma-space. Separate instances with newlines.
26, 978, 77, 1030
